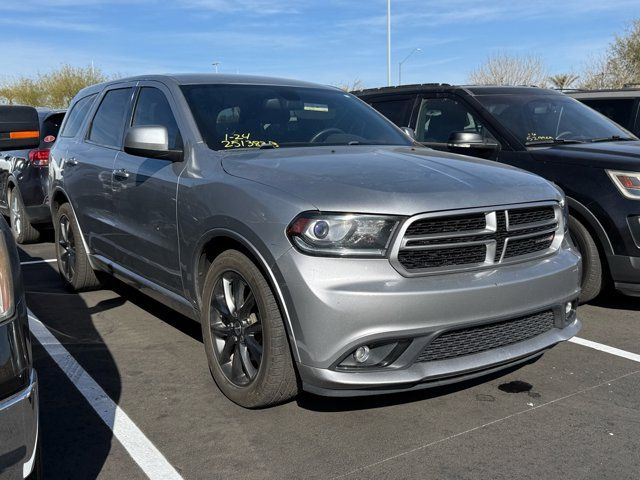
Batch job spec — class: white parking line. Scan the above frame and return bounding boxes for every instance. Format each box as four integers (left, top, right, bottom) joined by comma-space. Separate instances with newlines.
569, 336, 640, 363
20, 259, 57, 266
28, 311, 183, 480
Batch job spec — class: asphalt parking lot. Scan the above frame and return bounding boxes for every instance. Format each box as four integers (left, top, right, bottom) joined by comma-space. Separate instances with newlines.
19, 236, 640, 480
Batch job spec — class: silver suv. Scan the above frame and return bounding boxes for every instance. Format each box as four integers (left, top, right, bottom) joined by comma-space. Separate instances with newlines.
49, 75, 581, 407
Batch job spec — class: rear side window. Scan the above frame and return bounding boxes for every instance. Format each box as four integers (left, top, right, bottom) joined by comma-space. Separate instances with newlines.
41, 113, 65, 145
581, 98, 635, 130
369, 97, 413, 126
132, 87, 182, 150
60, 94, 96, 138
88, 88, 133, 148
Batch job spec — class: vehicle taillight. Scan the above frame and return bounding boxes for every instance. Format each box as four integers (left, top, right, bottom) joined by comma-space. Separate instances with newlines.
28, 148, 50, 167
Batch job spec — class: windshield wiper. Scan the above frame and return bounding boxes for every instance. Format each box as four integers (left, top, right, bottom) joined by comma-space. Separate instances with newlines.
525, 138, 585, 146
589, 135, 635, 143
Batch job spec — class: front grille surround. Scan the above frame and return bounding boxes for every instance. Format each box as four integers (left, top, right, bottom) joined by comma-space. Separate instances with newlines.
389, 202, 563, 276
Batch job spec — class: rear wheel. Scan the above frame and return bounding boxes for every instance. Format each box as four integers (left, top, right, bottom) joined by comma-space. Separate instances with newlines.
9, 188, 39, 244
569, 215, 602, 303
201, 250, 298, 408
55, 203, 101, 291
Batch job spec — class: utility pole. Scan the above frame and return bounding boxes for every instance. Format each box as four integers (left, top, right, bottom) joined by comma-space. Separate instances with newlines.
386, 0, 391, 86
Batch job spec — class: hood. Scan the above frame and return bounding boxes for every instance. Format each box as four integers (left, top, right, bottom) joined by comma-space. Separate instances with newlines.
221, 146, 561, 215
530, 140, 640, 170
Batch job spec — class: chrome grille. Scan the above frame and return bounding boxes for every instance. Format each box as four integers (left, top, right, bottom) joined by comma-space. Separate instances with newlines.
416, 310, 556, 362
391, 203, 562, 276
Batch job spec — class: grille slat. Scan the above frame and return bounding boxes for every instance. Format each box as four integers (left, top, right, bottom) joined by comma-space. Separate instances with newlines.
416, 310, 556, 362
396, 204, 560, 274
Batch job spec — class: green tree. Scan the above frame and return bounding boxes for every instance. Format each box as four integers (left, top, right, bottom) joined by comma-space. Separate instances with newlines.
580, 19, 640, 89
0, 64, 108, 108
548, 73, 579, 90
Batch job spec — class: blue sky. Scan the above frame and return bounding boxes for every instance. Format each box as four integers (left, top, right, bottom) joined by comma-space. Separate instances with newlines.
0, 0, 639, 88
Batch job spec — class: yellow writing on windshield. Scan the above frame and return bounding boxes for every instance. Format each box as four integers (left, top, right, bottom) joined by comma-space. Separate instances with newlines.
221, 133, 279, 149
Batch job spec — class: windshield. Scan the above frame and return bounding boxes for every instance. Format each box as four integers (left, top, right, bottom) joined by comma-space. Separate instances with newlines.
475, 94, 637, 145
181, 84, 412, 150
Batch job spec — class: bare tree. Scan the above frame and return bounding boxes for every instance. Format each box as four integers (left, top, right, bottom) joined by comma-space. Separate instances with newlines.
333, 79, 365, 92
468, 53, 548, 87
548, 73, 579, 90
0, 64, 109, 108
580, 19, 640, 89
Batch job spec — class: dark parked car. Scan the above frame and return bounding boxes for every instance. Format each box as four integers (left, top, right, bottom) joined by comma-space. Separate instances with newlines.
356, 84, 640, 302
0, 106, 42, 479
49, 75, 580, 407
0, 108, 65, 243
569, 88, 640, 137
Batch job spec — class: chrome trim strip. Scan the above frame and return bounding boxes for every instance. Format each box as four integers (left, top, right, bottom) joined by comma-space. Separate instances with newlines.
0, 369, 36, 412
402, 211, 497, 242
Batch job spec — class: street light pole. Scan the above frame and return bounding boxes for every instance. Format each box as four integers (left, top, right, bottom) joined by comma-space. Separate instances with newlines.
398, 47, 421, 86
386, 0, 391, 86
212, 62, 221, 73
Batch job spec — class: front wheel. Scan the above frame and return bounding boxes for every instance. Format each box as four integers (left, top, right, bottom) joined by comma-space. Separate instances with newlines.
201, 250, 298, 408
55, 203, 101, 291
569, 215, 602, 303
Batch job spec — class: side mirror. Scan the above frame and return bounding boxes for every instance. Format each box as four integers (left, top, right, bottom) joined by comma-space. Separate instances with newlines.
124, 125, 182, 161
401, 126, 416, 140
447, 131, 498, 151
0, 106, 40, 151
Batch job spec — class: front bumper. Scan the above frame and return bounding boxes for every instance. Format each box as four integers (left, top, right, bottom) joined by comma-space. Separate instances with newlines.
608, 254, 640, 296
24, 204, 51, 226
277, 243, 581, 395
0, 369, 38, 479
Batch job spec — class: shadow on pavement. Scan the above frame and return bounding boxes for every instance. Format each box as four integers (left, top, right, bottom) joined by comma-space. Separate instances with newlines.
22, 251, 123, 479
590, 289, 640, 311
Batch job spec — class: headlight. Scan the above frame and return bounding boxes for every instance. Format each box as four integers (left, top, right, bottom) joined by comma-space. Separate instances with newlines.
607, 170, 640, 199
287, 212, 401, 257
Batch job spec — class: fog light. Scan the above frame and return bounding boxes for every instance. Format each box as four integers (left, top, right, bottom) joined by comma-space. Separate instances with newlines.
354, 346, 370, 363
565, 302, 572, 316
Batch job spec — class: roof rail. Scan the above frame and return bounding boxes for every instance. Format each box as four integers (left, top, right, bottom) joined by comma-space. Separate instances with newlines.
353, 83, 452, 93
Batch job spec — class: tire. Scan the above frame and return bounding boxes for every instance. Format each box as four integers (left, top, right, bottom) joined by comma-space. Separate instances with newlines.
569, 215, 602, 303
8, 187, 39, 244
55, 202, 101, 291
201, 249, 298, 408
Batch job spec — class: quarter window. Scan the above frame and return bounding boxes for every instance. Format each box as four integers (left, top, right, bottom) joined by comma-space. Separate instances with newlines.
88, 88, 133, 148
581, 98, 635, 130
60, 94, 96, 138
132, 87, 182, 150
416, 97, 496, 144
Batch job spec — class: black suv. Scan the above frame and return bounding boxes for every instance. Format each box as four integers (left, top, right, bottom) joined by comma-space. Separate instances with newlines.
569, 88, 640, 137
356, 84, 640, 302
0, 108, 65, 243
0, 106, 42, 478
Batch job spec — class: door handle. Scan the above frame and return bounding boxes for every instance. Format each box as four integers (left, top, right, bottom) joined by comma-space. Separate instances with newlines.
112, 168, 130, 181
65, 158, 78, 166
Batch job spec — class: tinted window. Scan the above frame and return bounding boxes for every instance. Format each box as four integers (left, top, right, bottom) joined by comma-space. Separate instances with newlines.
181, 84, 411, 150
40, 112, 65, 145
476, 94, 636, 145
60, 94, 96, 138
416, 97, 497, 144
370, 98, 413, 126
88, 88, 133, 147
580, 98, 635, 130
132, 87, 182, 150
